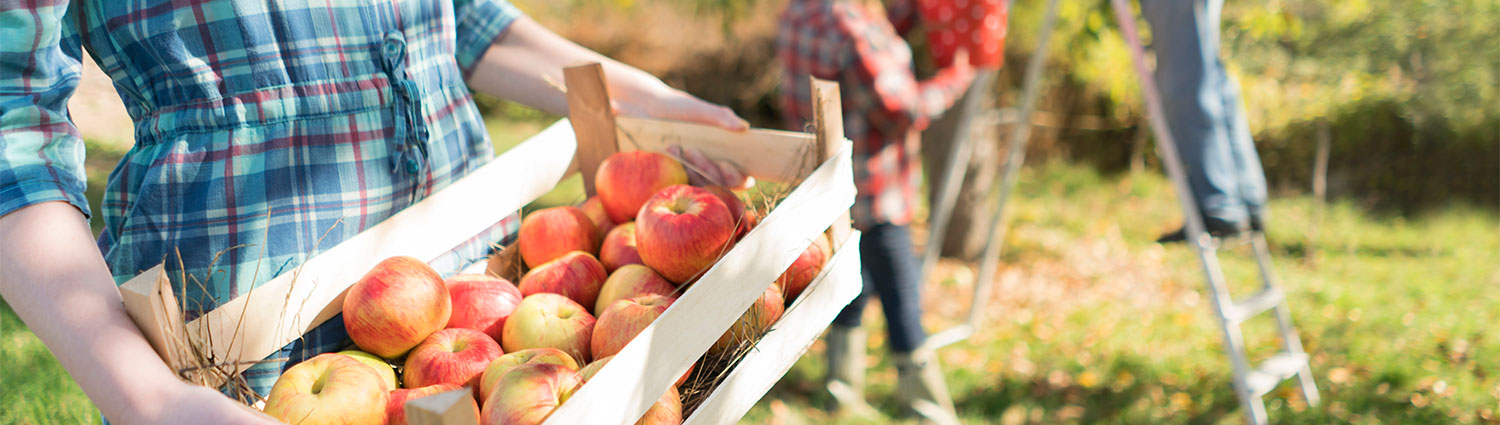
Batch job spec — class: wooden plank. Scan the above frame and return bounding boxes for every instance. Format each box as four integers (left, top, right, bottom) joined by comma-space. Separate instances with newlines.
118, 120, 580, 380
564, 63, 620, 196
810, 78, 855, 249
405, 389, 480, 425
117, 264, 191, 378
543, 142, 857, 425
613, 116, 820, 183
682, 230, 864, 425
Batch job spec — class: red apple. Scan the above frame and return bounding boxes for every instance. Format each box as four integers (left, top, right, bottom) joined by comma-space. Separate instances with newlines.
580, 196, 616, 236
501, 293, 596, 364
594, 264, 677, 315
635, 185, 737, 284
343, 256, 451, 358
403, 328, 504, 401
387, 383, 472, 425
479, 347, 580, 403
518, 251, 608, 310
599, 222, 645, 272
702, 186, 754, 239
338, 350, 398, 391
445, 274, 523, 342
264, 353, 389, 425
479, 363, 582, 425
711, 284, 785, 354
775, 233, 832, 304
519, 206, 599, 267
591, 295, 673, 360
577, 356, 684, 424
596, 151, 690, 224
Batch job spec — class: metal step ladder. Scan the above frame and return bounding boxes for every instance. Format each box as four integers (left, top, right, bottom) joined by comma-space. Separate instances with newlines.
1107, 1, 1321, 423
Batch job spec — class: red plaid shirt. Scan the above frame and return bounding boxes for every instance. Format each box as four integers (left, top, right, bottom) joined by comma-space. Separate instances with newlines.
777, 0, 974, 228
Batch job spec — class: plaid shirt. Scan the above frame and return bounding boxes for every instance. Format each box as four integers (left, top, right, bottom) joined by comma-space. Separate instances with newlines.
777, 0, 974, 228
0, 0, 524, 398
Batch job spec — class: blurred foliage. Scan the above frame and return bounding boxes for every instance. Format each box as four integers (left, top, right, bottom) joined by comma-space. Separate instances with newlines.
1002, 0, 1499, 211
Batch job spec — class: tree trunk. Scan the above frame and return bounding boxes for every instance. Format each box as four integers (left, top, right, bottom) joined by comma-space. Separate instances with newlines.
921, 79, 1003, 262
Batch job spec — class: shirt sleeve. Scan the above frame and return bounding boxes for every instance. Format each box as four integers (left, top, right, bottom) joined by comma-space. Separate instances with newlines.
886, 0, 919, 37
0, 1, 90, 219
844, 19, 974, 135
452, 0, 527, 73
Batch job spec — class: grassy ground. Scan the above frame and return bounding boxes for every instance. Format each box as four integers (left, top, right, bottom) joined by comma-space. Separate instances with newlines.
3, 120, 1497, 424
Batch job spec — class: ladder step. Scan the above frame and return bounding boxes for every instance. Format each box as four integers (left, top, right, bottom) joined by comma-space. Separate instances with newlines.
1245, 352, 1308, 398
1225, 287, 1285, 324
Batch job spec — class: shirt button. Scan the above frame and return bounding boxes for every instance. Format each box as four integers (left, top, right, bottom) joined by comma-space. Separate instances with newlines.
382, 32, 407, 69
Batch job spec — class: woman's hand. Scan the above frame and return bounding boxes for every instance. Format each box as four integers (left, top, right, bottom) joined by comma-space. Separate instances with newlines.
610, 84, 749, 132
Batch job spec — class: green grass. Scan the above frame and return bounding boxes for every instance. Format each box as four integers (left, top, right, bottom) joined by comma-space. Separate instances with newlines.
5, 127, 1496, 423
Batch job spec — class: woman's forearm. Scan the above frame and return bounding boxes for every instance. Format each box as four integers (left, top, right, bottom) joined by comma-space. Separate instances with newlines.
0, 202, 184, 423
466, 17, 746, 131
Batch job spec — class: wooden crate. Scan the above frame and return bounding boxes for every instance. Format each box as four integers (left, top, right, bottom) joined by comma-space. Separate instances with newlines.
118, 64, 861, 425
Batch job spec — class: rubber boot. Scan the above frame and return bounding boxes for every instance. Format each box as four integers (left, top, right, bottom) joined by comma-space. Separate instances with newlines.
894, 349, 960, 425
824, 324, 878, 417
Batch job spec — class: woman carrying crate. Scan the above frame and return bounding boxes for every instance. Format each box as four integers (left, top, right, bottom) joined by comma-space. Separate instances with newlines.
0, 1, 745, 423
777, 0, 994, 423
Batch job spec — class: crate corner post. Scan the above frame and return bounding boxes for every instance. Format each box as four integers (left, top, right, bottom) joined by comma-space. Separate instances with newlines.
563, 63, 621, 197
809, 77, 853, 246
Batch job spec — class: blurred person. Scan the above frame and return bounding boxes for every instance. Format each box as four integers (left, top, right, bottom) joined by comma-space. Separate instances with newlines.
1143, 0, 1270, 243
0, 1, 745, 423
777, 0, 984, 422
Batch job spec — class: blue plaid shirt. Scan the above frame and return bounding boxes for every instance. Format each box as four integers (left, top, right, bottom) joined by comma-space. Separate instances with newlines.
0, 0, 525, 398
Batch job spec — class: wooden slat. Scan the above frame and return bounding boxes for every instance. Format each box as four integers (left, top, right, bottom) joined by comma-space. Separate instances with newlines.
810, 78, 854, 249
117, 264, 190, 377
613, 116, 819, 183
405, 389, 480, 425
564, 63, 620, 196
682, 230, 864, 425
118, 121, 579, 381
543, 142, 857, 425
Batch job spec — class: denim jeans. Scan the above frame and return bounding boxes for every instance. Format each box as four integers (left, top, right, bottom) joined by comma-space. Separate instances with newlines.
1141, 0, 1268, 225
833, 223, 927, 353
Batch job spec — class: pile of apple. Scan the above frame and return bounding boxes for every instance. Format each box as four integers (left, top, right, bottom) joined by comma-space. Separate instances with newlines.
260, 151, 833, 425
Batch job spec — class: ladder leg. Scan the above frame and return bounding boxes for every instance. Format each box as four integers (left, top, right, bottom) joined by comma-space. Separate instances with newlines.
1252, 234, 1321, 406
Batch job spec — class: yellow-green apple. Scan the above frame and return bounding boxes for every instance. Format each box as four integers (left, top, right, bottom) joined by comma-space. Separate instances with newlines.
711, 284, 785, 353
598, 222, 645, 272
596, 151, 690, 224
403, 328, 504, 399
501, 293, 596, 363
591, 295, 673, 360
387, 383, 472, 425
580, 196, 616, 236
577, 356, 684, 424
594, 264, 676, 315
519, 206, 599, 267
343, 256, 451, 358
444, 274, 523, 342
518, 251, 607, 310
702, 185, 754, 240
264, 353, 389, 425
775, 233, 831, 305
635, 185, 737, 283
479, 348, 580, 403
479, 363, 582, 425
338, 350, 398, 391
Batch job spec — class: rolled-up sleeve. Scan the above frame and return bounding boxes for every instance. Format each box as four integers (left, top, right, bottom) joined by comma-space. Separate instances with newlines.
0, 1, 89, 219
452, 0, 526, 73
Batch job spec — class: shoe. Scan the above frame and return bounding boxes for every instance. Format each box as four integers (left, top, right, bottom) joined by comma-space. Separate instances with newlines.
894, 349, 960, 425
824, 325, 878, 417
1155, 216, 1250, 244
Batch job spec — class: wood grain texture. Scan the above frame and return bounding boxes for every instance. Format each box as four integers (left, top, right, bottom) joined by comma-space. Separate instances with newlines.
564, 63, 619, 196
405, 389, 479, 425
613, 116, 819, 183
